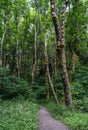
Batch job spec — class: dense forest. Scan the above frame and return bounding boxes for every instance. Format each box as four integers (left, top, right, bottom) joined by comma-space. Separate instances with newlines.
0, 0, 88, 130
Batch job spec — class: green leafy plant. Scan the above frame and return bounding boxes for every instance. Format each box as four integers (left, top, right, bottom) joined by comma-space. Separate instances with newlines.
0, 99, 39, 130
0, 74, 31, 99
71, 66, 88, 111
46, 101, 88, 130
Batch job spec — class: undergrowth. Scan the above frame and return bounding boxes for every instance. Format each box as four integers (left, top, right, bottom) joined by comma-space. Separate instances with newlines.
46, 101, 88, 130
0, 98, 39, 130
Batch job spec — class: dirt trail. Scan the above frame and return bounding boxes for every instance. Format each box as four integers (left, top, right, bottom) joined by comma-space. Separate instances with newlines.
38, 106, 69, 130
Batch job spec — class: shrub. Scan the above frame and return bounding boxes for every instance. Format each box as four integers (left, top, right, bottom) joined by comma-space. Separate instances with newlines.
0, 75, 31, 99
71, 65, 88, 112
72, 65, 88, 99
73, 97, 88, 112
32, 84, 47, 99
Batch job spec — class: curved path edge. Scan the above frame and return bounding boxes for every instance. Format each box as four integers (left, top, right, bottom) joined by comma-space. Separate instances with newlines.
38, 106, 69, 130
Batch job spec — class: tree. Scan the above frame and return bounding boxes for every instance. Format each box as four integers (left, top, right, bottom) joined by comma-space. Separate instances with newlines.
66, 0, 88, 68
50, 0, 72, 107
44, 34, 59, 104
0, 26, 6, 67
31, 2, 40, 85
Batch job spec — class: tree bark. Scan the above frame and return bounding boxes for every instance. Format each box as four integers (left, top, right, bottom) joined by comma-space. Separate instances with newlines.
32, 25, 37, 85
31, 7, 40, 85
44, 36, 50, 100
16, 39, 20, 77
44, 34, 59, 104
45, 69, 50, 100
50, 0, 72, 107
0, 28, 6, 67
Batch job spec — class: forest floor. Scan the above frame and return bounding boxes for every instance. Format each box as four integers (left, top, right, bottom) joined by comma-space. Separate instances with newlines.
38, 106, 69, 130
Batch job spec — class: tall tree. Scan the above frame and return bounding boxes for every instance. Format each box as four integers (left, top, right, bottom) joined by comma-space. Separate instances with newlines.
50, 0, 72, 107
44, 34, 59, 104
0, 26, 6, 67
31, 3, 40, 85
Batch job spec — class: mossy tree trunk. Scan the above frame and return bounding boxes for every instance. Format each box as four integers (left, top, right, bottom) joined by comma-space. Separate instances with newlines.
44, 34, 59, 104
0, 27, 6, 68
50, 0, 72, 107
31, 25, 37, 85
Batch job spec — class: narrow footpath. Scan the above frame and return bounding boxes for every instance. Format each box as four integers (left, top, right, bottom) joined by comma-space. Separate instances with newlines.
38, 106, 69, 130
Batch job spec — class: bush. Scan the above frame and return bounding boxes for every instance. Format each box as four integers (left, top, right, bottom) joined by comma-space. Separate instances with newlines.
72, 65, 88, 99
73, 97, 88, 112
71, 65, 88, 112
0, 75, 31, 99
32, 83, 47, 99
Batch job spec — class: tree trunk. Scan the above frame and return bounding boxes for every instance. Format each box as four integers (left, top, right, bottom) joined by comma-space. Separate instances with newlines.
16, 39, 20, 77
58, 48, 71, 106
0, 28, 6, 67
50, 0, 72, 107
44, 36, 50, 100
31, 7, 40, 85
32, 25, 37, 85
45, 69, 50, 100
44, 34, 59, 104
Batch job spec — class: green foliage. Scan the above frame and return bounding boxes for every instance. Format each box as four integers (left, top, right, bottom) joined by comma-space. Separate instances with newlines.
0, 72, 31, 99
33, 84, 47, 99
66, 0, 88, 65
0, 99, 39, 130
61, 111, 88, 130
70, 65, 88, 112
53, 73, 64, 101
46, 101, 67, 117
73, 97, 88, 112
0, 0, 88, 129
46, 101, 88, 130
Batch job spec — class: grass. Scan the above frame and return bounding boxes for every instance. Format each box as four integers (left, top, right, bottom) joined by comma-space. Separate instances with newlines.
46, 101, 88, 130
0, 98, 39, 130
